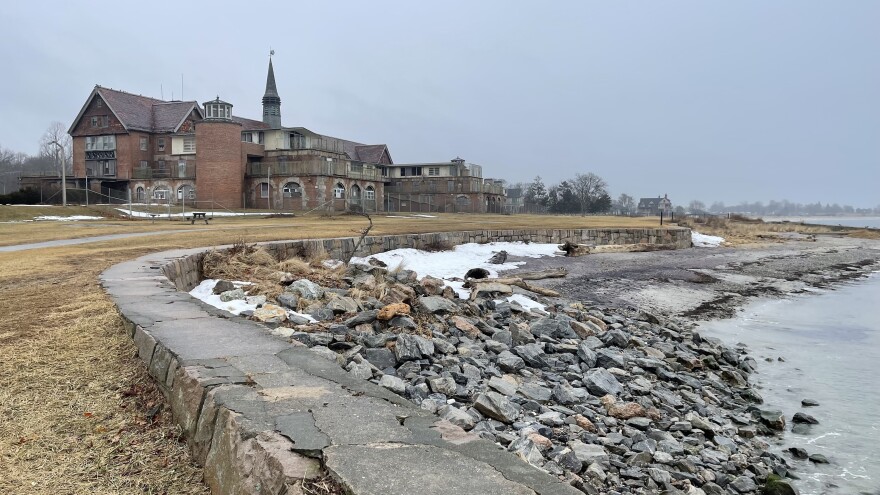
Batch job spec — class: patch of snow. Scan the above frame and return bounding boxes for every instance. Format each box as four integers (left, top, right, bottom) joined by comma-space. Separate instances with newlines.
115, 208, 267, 218
33, 215, 104, 221
500, 294, 546, 312
692, 231, 724, 247
189, 279, 314, 322
351, 241, 560, 300
322, 259, 344, 269
410, 214, 437, 218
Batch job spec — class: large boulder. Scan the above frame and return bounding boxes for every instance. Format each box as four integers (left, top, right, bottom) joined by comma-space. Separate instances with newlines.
286, 279, 324, 300
417, 296, 460, 314
252, 304, 287, 324
583, 368, 622, 396
474, 391, 520, 423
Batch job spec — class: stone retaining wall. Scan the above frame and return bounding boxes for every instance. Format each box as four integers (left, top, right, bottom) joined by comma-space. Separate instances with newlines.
162, 228, 691, 291
102, 227, 690, 495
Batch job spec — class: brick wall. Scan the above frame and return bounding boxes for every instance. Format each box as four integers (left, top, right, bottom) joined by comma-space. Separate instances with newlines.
195, 121, 244, 208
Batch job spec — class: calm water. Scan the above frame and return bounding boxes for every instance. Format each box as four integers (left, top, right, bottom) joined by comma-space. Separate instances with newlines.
700, 273, 880, 495
768, 216, 880, 229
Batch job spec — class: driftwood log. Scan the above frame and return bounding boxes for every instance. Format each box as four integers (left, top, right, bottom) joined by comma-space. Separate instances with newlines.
507, 268, 568, 280
559, 241, 676, 257
469, 278, 560, 298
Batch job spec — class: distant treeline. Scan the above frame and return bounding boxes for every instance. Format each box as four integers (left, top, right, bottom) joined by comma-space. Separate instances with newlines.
683, 199, 880, 216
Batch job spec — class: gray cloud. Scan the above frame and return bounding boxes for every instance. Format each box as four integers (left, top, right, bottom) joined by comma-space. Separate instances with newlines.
1, 0, 877, 206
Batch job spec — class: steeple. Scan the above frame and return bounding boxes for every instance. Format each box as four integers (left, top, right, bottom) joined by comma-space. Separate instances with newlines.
262, 51, 282, 128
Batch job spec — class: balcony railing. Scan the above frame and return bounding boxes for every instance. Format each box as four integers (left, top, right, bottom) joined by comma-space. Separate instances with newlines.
246, 160, 381, 181
132, 164, 196, 180
386, 179, 505, 196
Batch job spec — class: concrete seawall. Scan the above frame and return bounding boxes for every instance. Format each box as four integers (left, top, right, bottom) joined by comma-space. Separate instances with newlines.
100, 227, 690, 494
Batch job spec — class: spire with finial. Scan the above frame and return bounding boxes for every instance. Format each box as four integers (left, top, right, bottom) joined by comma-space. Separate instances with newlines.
262, 49, 282, 128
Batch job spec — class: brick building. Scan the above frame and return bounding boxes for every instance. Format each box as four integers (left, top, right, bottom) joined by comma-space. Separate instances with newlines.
382, 157, 505, 213
68, 57, 390, 211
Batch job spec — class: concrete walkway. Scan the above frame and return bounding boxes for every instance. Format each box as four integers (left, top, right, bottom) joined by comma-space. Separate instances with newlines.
102, 245, 583, 495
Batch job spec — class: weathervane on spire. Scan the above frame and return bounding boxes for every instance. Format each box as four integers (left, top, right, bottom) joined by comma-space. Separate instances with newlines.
270, 48, 274, 57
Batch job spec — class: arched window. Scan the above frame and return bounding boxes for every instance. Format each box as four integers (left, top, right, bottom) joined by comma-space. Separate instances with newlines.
177, 185, 195, 200
456, 195, 471, 207
260, 182, 270, 198
136, 186, 145, 202
364, 186, 375, 200
153, 186, 169, 200
350, 185, 361, 199
333, 183, 345, 199
283, 182, 302, 198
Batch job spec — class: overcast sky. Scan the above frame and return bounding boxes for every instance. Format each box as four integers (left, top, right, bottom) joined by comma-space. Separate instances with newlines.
2, 1, 878, 206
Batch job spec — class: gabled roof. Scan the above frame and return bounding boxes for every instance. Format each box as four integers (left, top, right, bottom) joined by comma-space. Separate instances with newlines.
353, 144, 391, 164
69, 86, 200, 134
638, 197, 670, 209
232, 115, 271, 131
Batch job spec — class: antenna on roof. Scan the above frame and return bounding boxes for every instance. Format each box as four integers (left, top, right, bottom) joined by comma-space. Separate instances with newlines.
161, 84, 164, 100
181, 74, 184, 101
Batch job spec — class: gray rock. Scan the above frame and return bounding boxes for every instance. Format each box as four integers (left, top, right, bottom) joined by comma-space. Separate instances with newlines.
439, 405, 476, 430
519, 383, 552, 403
595, 349, 626, 369
308, 307, 335, 322
530, 317, 577, 339
363, 348, 396, 369
729, 475, 757, 493
219, 288, 246, 302
395, 334, 430, 362
345, 361, 373, 380
326, 296, 359, 314
388, 316, 417, 330
551, 384, 578, 405
801, 398, 820, 407
808, 453, 829, 464
570, 441, 609, 464
602, 329, 630, 348
417, 296, 460, 314
497, 351, 526, 373
345, 310, 378, 327
286, 279, 324, 300
793, 412, 818, 424
647, 467, 671, 484
577, 343, 598, 367
488, 376, 518, 397
552, 448, 582, 473
474, 391, 520, 423
514, 343, 550, 368
428, 376, 458, 396
492, 330, 513, 347
583, 368, 622, 396
378, 374, 406, 394
756, 409, 786, 431
212, 280, 235, 294
276, 293, 299, 310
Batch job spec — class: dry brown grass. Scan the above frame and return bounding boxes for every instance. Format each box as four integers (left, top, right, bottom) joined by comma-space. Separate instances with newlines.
675, 216, 838, 245
0, 211, 665, 494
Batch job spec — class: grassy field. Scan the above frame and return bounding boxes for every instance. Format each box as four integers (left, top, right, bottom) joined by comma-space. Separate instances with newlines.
0, 210, 669, 494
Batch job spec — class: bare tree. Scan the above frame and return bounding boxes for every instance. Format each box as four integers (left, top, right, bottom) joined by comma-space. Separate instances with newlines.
616, 193, 635, 215
571, 172, 608, 216
38, 121, 72, 175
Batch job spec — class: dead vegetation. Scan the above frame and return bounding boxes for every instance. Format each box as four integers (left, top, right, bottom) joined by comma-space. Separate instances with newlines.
675, 216, 837, 245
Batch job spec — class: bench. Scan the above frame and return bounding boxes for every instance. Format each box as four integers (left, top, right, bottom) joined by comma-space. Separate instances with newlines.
188, 212, 210, 225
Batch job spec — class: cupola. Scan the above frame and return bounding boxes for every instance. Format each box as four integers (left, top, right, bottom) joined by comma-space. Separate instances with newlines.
203, 96, 233, 121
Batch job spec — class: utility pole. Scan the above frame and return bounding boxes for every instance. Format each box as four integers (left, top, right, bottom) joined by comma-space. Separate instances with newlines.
49, 140, 66, 206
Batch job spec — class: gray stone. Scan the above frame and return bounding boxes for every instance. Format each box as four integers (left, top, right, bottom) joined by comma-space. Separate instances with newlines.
288, 313, 313, 325
346, 361, 374, 380
474, 391, 520, 423
275, 292, 299, 311
496, 351, 526, 373
286, 279, 324, 300
488, 376, 518, 397
729, 475, 757, 493
364, 348, 396, 369
417, 296, 459, 314
345, 310, 379, 327
595, 349, 626, 369
326, 296, 360, 314
394, 334, 424, 362
583, 368, 622, 396
530, 317, 577, 339
513, 343, 549, 368
219, 288, 246, 302
801, 398, 820, 407
577, 343, 597, 367
428, 376, 458, 396
439, 405, 476, 430
379, 374, 407, 394
602, 329, 630, 348
519, 383, 552, 403
647, 467, 671, 484
212, 280, 235, 294
793, 412, 818, 424
570, 441, 609, 464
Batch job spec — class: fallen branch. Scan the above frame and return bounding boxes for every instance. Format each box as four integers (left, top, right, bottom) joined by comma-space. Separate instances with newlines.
473, 278, 561, 297
559, 242, 676, 257
507, 268, 568, 280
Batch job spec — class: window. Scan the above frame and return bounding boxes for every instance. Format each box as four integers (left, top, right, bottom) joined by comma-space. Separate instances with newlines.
333, 183, 345, 199
153, 187, 169, 200
351, 185, 361, 199
90, 116, 108, 128
139, 160, 148, 168
364, 186, 375, 200
447, 180, 455, 192
411, 167, 423, 176
260, 182, 269, 198
101, 160, 115, 176
183, 137, 196, 153
136, 187, 145, 201
258, 132, 264, 144
242, 132, 253, 143
282, 182, 302, 198
380, 166, 387, 177
85, 135, 115, 151
428, 167, 440, 176
157, 137, 165, 151
157, 160, 166, 169
96, 99, 103, 108
177, 185, 195, 200
140, 137, 148, 151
